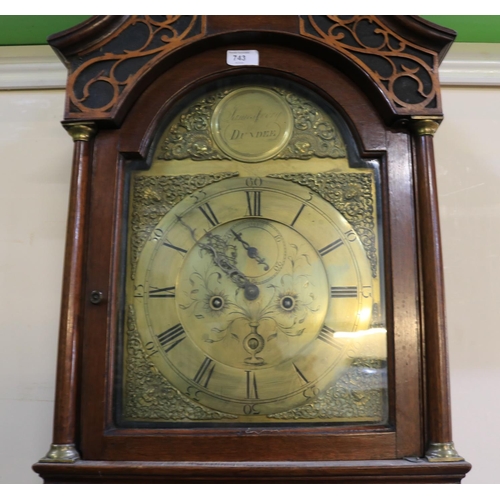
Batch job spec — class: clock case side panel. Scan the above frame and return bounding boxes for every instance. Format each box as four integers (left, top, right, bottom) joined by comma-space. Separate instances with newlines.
74, 44, 423, 463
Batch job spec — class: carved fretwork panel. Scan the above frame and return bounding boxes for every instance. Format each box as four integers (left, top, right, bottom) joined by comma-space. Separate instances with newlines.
55, 16, 206, 120
299, 16, 442, 115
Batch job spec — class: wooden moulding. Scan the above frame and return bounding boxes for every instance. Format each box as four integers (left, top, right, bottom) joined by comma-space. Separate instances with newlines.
33, 460, 471, 484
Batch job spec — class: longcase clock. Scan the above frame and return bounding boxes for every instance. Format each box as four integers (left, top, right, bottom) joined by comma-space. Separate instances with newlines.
33, 15, 471, 483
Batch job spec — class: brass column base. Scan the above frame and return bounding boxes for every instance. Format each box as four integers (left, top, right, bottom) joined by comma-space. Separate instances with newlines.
426, 442, 464, 462
39, 443, 81, 463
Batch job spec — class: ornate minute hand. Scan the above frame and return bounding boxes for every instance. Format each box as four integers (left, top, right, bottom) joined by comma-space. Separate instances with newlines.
199, 239, 260, 301
230, 229, 269, 271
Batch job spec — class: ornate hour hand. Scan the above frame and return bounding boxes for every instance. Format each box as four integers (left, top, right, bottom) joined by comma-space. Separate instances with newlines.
231, 229, 269, 270
200, 236, 260, 301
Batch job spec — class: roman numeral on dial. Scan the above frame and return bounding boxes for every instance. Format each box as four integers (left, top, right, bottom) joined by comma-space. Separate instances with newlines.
193, 357, 215, 388
246, 371, 259, 399
163, 241, 187, 254
157, 324, 186, 353
246, 191, 261, 216
148, 286, 175, 298
319, 238, 344, 256
330, 286, 358, 298
293, 363, 309, 384
317, 325, 343, 349
291, 204, 306, 227
198, 203, 219, 227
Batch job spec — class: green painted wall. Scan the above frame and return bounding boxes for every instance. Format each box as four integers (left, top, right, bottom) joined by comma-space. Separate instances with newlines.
0, 16, 91, 46
423, 16, 500, 43
0, 15, 499, 46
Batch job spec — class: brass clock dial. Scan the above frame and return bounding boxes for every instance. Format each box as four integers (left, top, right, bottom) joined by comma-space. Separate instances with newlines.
132, 176, 373, 417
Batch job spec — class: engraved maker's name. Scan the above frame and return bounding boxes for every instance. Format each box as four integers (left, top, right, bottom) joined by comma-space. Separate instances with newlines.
228, 107, 282, 141
231, 107, 283, 123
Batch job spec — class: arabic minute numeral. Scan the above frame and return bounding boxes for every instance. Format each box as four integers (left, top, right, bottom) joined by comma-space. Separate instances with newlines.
151, 228, 163, 242
245, 177, 263, 187
345, 230, 357, 242
243, 403, 260, 415
144, 341, 158, 358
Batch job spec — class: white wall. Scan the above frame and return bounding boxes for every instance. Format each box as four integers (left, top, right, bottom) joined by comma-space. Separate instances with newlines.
0, 47, 499, 484
0, 89, 72, 483
435, 87, 500, 483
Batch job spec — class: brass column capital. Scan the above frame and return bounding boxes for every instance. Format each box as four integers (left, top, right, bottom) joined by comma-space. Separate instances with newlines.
63, 122, 97, 142
410, 117, 442, 137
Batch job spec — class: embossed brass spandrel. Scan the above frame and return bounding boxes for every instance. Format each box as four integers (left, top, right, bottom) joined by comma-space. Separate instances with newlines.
119, 79, 388, 426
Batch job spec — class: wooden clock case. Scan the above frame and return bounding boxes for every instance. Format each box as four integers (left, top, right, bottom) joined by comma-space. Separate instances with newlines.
33, 15, 471, 483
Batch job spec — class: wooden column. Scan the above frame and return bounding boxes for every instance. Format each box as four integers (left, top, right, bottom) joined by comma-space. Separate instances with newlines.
411, 118, 463, 462
38, 122, 96, 463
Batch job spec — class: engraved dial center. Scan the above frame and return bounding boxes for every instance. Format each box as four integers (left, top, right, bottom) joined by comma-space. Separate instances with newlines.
176, 218, 329, 371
